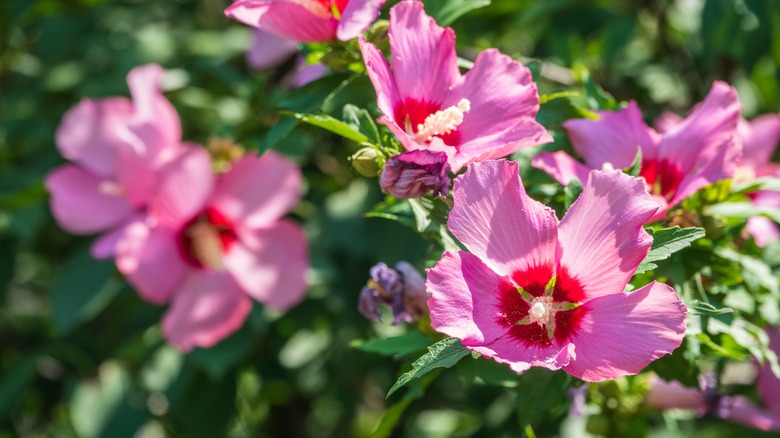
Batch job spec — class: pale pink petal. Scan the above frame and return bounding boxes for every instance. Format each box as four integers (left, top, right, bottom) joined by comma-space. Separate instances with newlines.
148, 146, 214, 228
223, 220, 308, 311
288, 61, 329, 88
739, 114, 780, 171
337, 0, 386, 40
563, 281, 686, 382
210, 151, 302, 228
563, 101, 658, 169
448, 160, 558, 277
115, 143, 159, 208
745, 216, 780, 248
757, 327, 780, 416
359, 36, 401, 118
719, 396, 780, 432
557, 170, 659, 300
654, 112, 684, 134
426, 251, 512, 346
225, 0, 338, 43
753, 190, 780, 209
115, 220, 187, 305
531, 151, 592, 186
125, 64, 181, 159
90, 212, 146, 259
388, 0, 459, 105
445, 49, 552, 171
669, 136, 741, 208
55, 97, 133, 177
46, 165, 134, 234
162, 271, 252, 352
247, 28, 298, 70
658, 81, 741, 174
474, 334, 574, 374
645, 377, 705, 410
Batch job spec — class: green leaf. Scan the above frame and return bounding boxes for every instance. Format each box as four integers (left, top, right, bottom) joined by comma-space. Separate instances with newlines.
424, 0, 491, 26
687, 300, 734, 316
582, 71, 617, 110
189, 325, 253, 380
387, 337, 469, 397
732, 176, 780, 194
635, 227, 706, 274
515, 368, 571, 427
278, 73, 353, 113
350, 332, 433, 359
625, 148, 643, 177
342, 104, 381, 144
539, 91, 580, 104
563, 178, 583, 210
707, 202, 780, 222
282, 112, 369, 144
51, 246, 122, 335
408, 198, 433, 233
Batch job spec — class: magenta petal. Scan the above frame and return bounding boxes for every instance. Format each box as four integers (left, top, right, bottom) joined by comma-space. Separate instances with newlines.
223, 220, 308, 311
126, 64, 181, 158
247, 29, 298, 70
644, 377, 705, 410
225, 0, 338, 43
757, 327, 780, 416
563, 101, 658, 169
654, 112, 684, 134
427, 251, 511, 346
210, 151, 302, 228
531, 151, 592, 186
719, 396, 780, 432
447, 49, 551, 171
557, 170, 658, 300
475, 334, 574, 374
388, 0, 459, 104
46, 165, 134, 234
359, 37, 401, 119
162, 271, 252, 352
745, 216, 780, 248
563, 281, 686, 382
115, 142, 159, 208
148, 146, 214, 228
659, 81, 741, 174
90, 213, 145, 259
115, 221, 187, 305
670, 136, 741, 208
448, 160, 558, 277
337, 0, 386, 40
739, 114, 780, 171
55, 97, 134, 177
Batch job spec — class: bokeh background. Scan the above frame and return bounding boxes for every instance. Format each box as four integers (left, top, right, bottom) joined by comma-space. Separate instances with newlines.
2, 0, 779, 436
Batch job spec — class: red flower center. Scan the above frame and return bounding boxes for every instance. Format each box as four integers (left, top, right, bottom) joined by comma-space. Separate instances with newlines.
497, 265, 587, 348
311, 0, 348, 16
393, 98, 462, 147
639, 159, 683, 200
176, 207, 238, 269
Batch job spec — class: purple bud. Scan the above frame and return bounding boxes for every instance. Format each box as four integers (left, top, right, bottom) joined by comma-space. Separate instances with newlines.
357, 261, 430, 325
379, 150, 451, 199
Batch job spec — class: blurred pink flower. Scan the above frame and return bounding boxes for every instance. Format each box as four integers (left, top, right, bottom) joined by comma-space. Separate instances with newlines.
358, 1, 551, 172
426, 160, 686, 381
46, 64, 182, 259
226, 0, 386, 43
532, 82, 742, 221
115, 148, 308, 351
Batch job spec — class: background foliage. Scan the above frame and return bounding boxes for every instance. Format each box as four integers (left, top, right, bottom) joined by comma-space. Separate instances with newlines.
1, 0, 780, 436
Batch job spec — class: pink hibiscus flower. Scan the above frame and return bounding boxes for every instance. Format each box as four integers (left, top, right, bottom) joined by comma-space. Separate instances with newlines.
426, 160, 686, 381
358, 1, 552, 172
46, 64, 182, 259
532, 82, 742, 221
115, 147, 308, 351
225, 0, 386, 43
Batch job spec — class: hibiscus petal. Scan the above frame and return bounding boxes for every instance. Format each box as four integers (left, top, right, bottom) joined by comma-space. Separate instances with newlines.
757, 327, 780, 417
718, 395, 780, 432
337, 0, 386, 40
557, 169, 658, 300
474, 334, 574, 374
739, 114, 780, 171
55, 97, 134, 177
46, 165, 134, 234
148, 146, 214, 228
359, 37, 401, 119
247, 29, 298, 70
427, 251, 512, 346
563, 281, 686, 382
90, 212, 146, 259
563, 101, 658, 169
225, 0, 338, 43
210, 151, 302, 228
744, 216, 780, 248
531, 151, 592, 186
659, 81, 741, 174
125, 64, 181, 159
162, 271, 252, 352
388, 0, 459, 104
670, 136, 740, 208
115, 220, 187, 305
223, 220, 308, 311
448, 160, 558, 277
446, 49, 552, 171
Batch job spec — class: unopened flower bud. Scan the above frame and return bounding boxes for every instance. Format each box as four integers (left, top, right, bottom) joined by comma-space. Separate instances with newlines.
351, 147, 381, 177
379, 150, 451, 198
358, 261, 429, 324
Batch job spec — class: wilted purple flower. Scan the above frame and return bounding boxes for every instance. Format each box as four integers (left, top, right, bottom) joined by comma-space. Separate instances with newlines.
379, 150, 451, 199
358, 261, 428, 324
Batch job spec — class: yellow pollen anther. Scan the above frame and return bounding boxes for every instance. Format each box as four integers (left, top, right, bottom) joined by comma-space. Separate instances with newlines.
528, 296, 554, 326
413, 98, 471, 143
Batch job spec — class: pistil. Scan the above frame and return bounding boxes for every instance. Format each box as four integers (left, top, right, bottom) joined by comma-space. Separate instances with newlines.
413, 99, 471, 143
